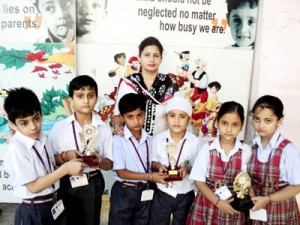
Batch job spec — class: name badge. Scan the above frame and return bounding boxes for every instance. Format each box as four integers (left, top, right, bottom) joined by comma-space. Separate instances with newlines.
51, 199, 64, 220
70, 174, 89, 188
250, 209, 267, 221
141, 189, 154, 201
214, 185, 232, 200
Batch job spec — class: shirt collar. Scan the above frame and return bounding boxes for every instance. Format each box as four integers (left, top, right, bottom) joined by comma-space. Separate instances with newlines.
253, 130, 281, 149
124, 125, 149, 143
209, 136, 243, 156
66, 113, 106, 127
163, 129, 193, 143
14, 130, 46, 150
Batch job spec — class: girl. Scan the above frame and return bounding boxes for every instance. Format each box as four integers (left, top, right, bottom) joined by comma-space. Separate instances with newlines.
186, 101, 251, 225
248, 95, 300, 224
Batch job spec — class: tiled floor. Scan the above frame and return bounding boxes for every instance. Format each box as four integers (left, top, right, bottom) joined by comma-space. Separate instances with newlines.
0, 195, 110, 225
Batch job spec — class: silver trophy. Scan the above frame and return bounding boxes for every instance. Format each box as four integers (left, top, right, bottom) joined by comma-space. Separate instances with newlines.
79, 124, 99, 167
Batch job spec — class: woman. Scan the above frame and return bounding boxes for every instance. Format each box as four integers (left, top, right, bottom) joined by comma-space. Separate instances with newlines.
113, 36, 178, 136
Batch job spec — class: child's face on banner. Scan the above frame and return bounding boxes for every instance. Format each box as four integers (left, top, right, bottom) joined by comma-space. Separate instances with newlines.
76, 0, 107, 36
37, 0, 75, 40
228, 2, 258, 47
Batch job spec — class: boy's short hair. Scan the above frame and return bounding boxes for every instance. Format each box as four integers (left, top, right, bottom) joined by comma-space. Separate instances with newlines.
118, 93, 146, 116
4, 87, 41, 124
226, 0, 258, 14
69, 75, 98, 97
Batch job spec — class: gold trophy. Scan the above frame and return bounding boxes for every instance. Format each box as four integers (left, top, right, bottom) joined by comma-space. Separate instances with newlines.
164, 143, 183, 182
230, 171, 254, 211
79, 124, 99, 167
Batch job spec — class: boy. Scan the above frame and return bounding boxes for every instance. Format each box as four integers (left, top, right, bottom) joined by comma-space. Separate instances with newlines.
47, 75, 113, 225
150, 92, 202, 225
76, 0, 108, 43
4, 87, 84, 225
108, 93, 167, 225
34, 0, 75, 43
226, 0, 259, 48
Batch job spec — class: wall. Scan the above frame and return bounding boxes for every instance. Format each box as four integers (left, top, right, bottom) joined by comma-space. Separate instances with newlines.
245, 0, 300, 147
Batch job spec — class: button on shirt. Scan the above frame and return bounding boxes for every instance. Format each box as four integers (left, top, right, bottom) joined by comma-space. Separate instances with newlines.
253, 130, 300, 185
5, 131, 58, 199
47, 114, 113, 172
152, 129, 201, 194
190, 137, 251, 182
113, 126, 152, 183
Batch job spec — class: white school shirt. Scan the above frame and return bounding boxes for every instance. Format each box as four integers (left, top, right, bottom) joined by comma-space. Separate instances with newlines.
112, 126, 152, 183
253, 130, 300, 185
5, 131, 58, 199
190, 137, 251, 182
152, 129, 202, 194
47, 113, 113, 172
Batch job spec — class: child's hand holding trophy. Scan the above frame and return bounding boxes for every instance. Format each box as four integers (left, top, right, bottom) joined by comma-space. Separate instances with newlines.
163, 143, 183, 182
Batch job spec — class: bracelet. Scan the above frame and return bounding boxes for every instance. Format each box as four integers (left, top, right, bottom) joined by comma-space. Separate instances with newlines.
149, 174, 152, 181
215, 198, 220, 206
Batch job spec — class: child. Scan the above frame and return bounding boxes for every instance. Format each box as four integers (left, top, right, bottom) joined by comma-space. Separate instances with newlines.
34, 0, 75, 43
186, 101, 251, 224
248, 95, 300, 224
226, 0, 259, 48
76, 0, 107, 43
47, 75, 113, 225
4, 87, 84, 225
108, 93, 167, 225
150, 92, 201, 225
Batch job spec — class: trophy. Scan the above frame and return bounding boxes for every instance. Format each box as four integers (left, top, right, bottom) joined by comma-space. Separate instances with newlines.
230, 172, 254, 211
164, 143, 183, 182
79, 124, 99, 167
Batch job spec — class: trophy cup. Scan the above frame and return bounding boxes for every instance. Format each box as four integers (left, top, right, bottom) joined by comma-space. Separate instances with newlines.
164, 143, 183, 182
230, 171, 254, 211
79, 124, 99, 167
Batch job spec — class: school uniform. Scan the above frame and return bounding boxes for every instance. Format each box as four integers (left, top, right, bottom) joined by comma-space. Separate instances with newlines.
5, 131, 65, 225
248, 131, 300, 225
186, 137, 251, 225
149, 129, 201, 225
108, 126, 153, 225
47, 113, 113, 225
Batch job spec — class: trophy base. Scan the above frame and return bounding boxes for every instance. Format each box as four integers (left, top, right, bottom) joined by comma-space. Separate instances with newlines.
230, 194, 254, 211
163, 169, 183, 182
81, 155, 99, 168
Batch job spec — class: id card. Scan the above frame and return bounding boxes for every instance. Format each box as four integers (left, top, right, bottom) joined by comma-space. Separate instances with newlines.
70, 174, 89, 188
162, 186, 178, 198
51, 199, 64, 220
250, 209, 267, 222
141, 189, 154, 201
214, 186, 232, 200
